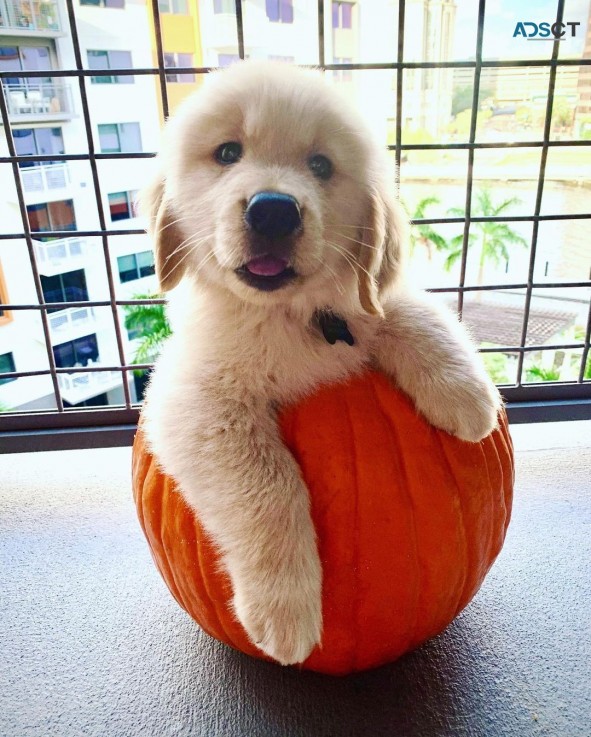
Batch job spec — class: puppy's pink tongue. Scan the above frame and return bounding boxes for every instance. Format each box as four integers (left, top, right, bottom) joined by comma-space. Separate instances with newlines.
245, 256, 288, 276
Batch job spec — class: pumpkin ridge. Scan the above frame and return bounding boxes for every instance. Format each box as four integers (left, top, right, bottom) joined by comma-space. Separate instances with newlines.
477, 438, 498, 575
483, 432, 509, 558
497, 412, 515, 533
368, 375, 422, 656
432, 432, 471, 618
341, 386, 362, 674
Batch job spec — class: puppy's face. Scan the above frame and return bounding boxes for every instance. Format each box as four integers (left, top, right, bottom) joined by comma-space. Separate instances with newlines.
143, 62, 406, 314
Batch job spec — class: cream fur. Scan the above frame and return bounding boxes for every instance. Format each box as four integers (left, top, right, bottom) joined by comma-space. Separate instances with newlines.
140, 61, 501, 665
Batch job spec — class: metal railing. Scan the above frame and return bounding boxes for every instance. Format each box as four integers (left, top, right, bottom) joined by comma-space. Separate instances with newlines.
57, 366, 121, 402
2, 81, 73, 118
0, 0, 61, 32
34, 236, 85, 267
21, 162, 70, 193
0, 0, 589, 452
47, 305, 94, 335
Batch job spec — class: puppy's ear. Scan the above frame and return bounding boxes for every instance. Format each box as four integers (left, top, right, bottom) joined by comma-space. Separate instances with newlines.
138, 175, 186, 292
357, 182, 408, 317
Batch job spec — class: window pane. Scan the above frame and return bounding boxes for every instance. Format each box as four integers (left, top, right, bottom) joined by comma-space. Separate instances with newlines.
27, 203, 50, 232
266, 0, 279, 22
62, 269, 89, 302
20, 46, 51, 71
341, 2, 352, 29
0, 353, 16, 385
118, 254, 138, 282
40, 273, 62, 303
118, 122, 142, 152
173, 0, 187, 13
280, 0, 293, 23
13, 129, 36, 160
35, 128, 65, 158
98, 123, 120, 152
0, 47, 21, 73
105, 0, 125, 8
218, 54, 240, 67
137, 250, 155, 278
48, 199, 76, 231
177, 53, 195, 82
109, 50, 133, 85
158, 0, 171, 11
87, 50, 109, 70
108, 191, 131, 221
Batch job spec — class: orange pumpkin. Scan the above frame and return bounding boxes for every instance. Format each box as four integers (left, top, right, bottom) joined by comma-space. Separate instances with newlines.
133, 370, 513, 676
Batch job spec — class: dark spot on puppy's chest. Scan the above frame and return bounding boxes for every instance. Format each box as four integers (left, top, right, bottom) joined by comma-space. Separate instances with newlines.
314, 310, 356, 346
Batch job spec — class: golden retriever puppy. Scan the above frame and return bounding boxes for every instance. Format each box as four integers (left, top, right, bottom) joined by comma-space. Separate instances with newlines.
140, 61, 501, 665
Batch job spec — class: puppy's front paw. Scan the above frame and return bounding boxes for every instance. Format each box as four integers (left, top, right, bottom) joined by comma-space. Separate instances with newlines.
423, 377, 502, 443
233, 565, 323, 665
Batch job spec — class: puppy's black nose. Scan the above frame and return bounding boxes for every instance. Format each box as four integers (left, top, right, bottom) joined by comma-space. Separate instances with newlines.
245, 192, 301, 238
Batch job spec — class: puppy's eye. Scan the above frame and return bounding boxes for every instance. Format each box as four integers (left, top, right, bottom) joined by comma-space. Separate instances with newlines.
308, 154, 333, 181
214, 142, 243, 165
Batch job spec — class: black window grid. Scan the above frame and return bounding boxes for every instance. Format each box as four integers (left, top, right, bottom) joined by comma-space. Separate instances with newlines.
0, 0, 590, 448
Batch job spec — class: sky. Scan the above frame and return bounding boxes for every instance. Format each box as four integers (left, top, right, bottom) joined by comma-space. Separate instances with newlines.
452, 0, 590, 59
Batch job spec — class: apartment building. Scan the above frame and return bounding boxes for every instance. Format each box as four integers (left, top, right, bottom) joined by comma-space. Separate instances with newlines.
1, 0, 458, 411
0, 0, 164, 410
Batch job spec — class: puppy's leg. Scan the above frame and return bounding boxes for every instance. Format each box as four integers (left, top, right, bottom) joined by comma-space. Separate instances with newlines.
147, 385, 322, 665
373, 290, 502, 442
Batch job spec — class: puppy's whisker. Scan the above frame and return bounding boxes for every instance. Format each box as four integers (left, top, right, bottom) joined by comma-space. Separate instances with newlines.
334, 232, 379, 251
153, 214, 194, 230
164, 232, 213, 264
313, 254, 345, 296
163, 236, 213, 279
325, 241, 374, 282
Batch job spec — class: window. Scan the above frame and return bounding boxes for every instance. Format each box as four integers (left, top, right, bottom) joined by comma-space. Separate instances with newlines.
218, 54, 240, 67
0, 353, 16, 385
117, 251, 155, 283
158, 0, 188, 14
164, 53, 195, 83
27, 200, 76, 233
213, 0, 235, 13
332, 1, 353, 29
333, 57, 353, 83
13, 128, 64, 167
98, 123, 142, 153
0, 44, 52, 85
266, 0, 293, 23
41, 269, 88, 310
268, 55, 295, 63
87, 50, 133, 84
108, 190, 137, 221
79, 0, 125, 8
53, 334, 99, 368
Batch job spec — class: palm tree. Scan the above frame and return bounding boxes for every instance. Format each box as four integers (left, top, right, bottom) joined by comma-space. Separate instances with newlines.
444, 189, 528, 286
408, 196, 448, 261
123, 294, 171, 365
123, 294, 171, 402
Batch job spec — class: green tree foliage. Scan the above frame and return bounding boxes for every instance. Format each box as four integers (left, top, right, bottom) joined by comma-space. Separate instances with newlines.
525, 364, 560, 382
444, 189, 528, 285
123, 294, 171, 367
408, 196, 448, 261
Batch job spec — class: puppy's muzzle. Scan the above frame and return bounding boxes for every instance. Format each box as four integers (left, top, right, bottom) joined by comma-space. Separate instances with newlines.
236, 192, 300, 292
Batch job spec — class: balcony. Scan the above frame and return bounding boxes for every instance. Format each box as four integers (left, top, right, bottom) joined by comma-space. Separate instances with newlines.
21, 162, 70, 196
34, 236, 86, 276
57, 364, 122, 405
47, 305, 95, 339
2, 80, 74, 122
0, 0, 62, 34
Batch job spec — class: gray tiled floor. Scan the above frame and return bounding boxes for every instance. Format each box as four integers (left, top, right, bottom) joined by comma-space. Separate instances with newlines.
1, 422, 590, 737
